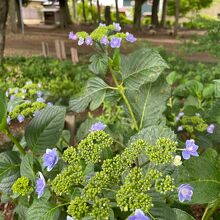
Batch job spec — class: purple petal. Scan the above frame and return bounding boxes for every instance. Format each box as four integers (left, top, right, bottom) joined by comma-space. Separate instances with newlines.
182, 150, 191, 160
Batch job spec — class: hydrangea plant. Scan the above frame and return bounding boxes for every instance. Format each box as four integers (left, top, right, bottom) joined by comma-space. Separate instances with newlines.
0, 24, 219, 220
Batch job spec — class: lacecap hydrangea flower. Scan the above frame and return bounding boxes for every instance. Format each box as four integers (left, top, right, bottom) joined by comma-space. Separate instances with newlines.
89, 122, 107, 132
128, 209, 150, 220
110, 37, 122, 48
69, 31, 78, 40
85, 36, 93, 45
43, 148, 59, 171
17, 114, 25, 123
100, 36, 109, 45
182, 139, 199, 160
126, 32, 137, 43
36, 172, 46, 198
175, 112, 184, 122
207, 124, 215, 134
178, 184, 193, 202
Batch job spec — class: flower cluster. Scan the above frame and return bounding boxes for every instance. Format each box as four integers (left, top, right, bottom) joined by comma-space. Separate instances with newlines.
77, 130, 113, 163
146, 137, 177, 164
6, 82, 53, 125
176, 114, 209, 135
69, 23, 136, 48
12, 176, 33, 196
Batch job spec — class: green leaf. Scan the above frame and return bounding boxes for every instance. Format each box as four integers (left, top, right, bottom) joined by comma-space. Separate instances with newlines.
150, 202, 176, 220
122, 48, 168, 90
129, 124, 176, 145
126, 76, 170, 129
89, 53, 109, 76
166, 71, 179, 85
69, 77, 109, 112
0, 151, 21, 193
178, 149, 220, 204
209, 99, 220, 124
26, 200, 61, 220
25, 106, 66, 153
185, 80, 203, 97
20, 153, 35, 183
173, 208, 195, 220
0, 89, 7, 131
203, 84, 215, 98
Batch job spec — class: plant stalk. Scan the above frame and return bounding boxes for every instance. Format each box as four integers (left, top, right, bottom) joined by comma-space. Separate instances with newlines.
109, 62, 139, 131
4, 128, 26, 155
202, 197, 220, 220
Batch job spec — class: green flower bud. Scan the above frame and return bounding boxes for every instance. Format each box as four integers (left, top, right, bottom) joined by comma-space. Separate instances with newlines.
12, 176, 33, 196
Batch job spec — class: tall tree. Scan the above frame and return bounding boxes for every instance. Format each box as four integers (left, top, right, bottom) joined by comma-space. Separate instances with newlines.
160, 0, 167, 27
81, 0, 87, 22
115, 0, 120, 23
97, 0, 101, 23
133, 0, 146, 31
0, 0, 8, 63
9, 0, 17, 33
151, 0, 160, 27
72, 0, 77, 21
59, 0, 71, 28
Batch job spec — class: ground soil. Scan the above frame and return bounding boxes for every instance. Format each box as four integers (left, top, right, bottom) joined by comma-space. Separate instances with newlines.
4, 24, 219, 63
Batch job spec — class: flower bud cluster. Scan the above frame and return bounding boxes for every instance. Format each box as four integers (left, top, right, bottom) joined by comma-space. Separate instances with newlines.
67, 197, 89, 219
146, 137, 177, 164
116, 168, 153, 212
12, 176, 33, 196
155, 175, 175, 194
90, 198, 111, 219
51, 163, 85, 195
178, 115, 208, 133
78, 130, 113, 164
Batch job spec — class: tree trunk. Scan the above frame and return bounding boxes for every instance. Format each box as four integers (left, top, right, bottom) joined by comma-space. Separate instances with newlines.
97, 0, 101, 23
72, 0, 77, 20
160, 0, 167, 28
151, 0, 160, 27
9, 0, 17, 33
0, 0, 8, 63
105, 6, 111, 25
115, 0, 120, 23
89, 0, 95, 22
133, 0, 145, 31
174, 0, 179, 37
81, 0, 87, 22
59, 0, 71, 29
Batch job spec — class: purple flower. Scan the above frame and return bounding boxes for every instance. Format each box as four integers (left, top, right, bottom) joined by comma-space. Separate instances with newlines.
177, 126, 183, 131
43, 148, 59, 171
10, 95, 15, 101
126, 33, 137, 43
178, 184, 193, 202
33, 110, 40, 118
128, 209, 150, 220
17, 114, 25, 123
110, 37, 122, 48
9, 106, 13, 113
22, 89, 27, 94
113, 22, 121, 32
7, 116, 11, 125
78, 38, 84, 46
207, 124, 215, 134
100, 36, 109, 45
66, 216, 74, 220
36, 172, 46, 198
85, 36, 93, 46
89, 122, 107, 132
182, 139, 199, 160
37, 91, 43, 97
14, 88, 19, 94
47, 102, 53, 107
37, 97, 45, 103
69, 32, 78, 40
178, 112, 184, 117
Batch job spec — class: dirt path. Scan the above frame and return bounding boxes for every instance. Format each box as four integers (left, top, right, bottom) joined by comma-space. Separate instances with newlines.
4, 25, 219, 63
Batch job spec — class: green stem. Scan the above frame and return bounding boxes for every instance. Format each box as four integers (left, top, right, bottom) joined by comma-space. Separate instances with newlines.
202, 197, 220, 220
108, 60, 139, 131
4, 128, 26, 155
